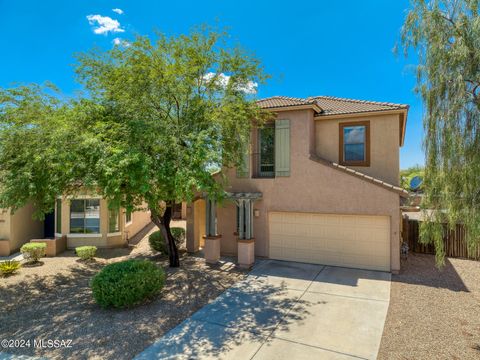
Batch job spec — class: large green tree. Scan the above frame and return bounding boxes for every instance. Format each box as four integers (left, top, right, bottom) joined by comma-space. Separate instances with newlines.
0, 29, 268, 267
401, 0, 480, 264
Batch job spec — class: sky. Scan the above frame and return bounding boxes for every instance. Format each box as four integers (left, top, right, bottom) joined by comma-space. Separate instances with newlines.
0, 0, 424, 169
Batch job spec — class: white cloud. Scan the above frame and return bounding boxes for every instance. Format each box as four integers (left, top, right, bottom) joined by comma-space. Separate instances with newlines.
86, 14, 124, 35
344, 127, 365, 143
112, 8, 124, 15
112, 37, 131, 47
203, 72, 257, 94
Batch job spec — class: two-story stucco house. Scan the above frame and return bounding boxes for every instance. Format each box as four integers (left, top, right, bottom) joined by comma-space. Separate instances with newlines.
186, 96, 408, 273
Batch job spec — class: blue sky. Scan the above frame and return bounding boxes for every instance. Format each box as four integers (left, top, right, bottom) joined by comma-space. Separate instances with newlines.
0, 0, 423, 168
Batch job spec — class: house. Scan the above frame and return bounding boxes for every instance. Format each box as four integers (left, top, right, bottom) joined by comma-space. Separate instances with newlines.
186, 96, 408, 273
54, 192, 187, 250
0, 204, 44, 256
54, 194, 152, 249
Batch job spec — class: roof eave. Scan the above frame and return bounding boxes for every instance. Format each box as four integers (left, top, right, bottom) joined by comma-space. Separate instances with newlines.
260, 103, 323, 114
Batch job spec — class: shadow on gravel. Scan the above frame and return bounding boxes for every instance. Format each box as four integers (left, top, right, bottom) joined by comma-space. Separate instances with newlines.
396, 253, 469, 292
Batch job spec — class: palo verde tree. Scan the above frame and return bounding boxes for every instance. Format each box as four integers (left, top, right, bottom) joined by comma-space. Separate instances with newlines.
401, 0, 480, 264
0, 29, 268, 267
0, 84, 103, 217
74, 28, 269, 267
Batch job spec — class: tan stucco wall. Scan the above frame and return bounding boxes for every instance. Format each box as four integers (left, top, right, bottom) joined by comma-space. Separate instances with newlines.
187, 108, 402, 272
124, 205, 152, 242
315, 113, 400, 185
9, 204, 44, 253
0, 210, 12, 244
56, 197, 151, 249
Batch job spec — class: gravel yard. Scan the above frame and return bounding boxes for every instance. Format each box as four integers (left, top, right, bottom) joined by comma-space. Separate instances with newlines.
378, 253, 480, 360
0, 222, 247, 360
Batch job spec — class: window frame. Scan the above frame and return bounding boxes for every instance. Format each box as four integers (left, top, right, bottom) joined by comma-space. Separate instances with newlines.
108, 206, 120, 233
125, 209, 132, 224
257, 124, 275, 178
69, 198, 101, 234
55, 199, 62, 234
339, 121, 371, 167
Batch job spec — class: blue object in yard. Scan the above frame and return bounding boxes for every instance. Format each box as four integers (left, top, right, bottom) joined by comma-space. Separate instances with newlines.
410, 176, 423, 191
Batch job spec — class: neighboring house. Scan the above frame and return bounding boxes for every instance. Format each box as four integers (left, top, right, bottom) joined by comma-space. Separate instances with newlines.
54, 194, 152, 249
187, 96, 408, 273
0, 204, 44, 256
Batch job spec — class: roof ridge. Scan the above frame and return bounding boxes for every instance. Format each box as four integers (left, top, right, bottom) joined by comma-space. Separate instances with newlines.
258, 95, 312, 104
309, 95, 409, 109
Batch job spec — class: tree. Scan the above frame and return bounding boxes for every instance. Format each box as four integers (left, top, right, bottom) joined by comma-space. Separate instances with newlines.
401, 0, 480, 264
0, 28, 268, 267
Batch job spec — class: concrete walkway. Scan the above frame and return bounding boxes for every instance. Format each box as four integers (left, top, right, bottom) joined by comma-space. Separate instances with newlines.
135, 260, 391, 360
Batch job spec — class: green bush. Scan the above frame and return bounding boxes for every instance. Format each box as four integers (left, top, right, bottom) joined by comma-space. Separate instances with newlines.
76, 246, 97, 260
91, 259, 165, 309
149, 227, 185, 253
171, 227, 186, 244
0, 260, 21, 277
20, 242, 46, 263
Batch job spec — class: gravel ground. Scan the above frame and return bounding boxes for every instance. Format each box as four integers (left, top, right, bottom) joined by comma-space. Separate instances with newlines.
0, 221, 247, 360
378, 253, 480, 360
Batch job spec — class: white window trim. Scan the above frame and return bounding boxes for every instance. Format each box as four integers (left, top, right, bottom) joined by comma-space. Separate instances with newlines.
55, 233, 62, 238
68, 233, 102, 238
107, 232, 122, 237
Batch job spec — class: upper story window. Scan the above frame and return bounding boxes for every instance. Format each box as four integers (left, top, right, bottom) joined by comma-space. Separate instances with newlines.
339, 121, 370, 166
257, 125, 275, 178
70, 199, 100, 234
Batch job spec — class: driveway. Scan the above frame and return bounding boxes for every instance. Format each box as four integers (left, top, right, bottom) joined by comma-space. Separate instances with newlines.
135, 260, 391, 360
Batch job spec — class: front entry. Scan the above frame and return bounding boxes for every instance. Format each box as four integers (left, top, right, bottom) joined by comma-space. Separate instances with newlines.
44, 211, 55, 238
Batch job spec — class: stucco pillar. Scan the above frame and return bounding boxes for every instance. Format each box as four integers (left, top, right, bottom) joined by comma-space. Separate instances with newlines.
204, 197, 221, 264
238, 239, 255, 269
237, 198, 255, 268
186, 203, 197, 253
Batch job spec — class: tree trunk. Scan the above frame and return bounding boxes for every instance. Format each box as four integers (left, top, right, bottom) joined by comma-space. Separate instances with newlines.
151, 203, 180, 267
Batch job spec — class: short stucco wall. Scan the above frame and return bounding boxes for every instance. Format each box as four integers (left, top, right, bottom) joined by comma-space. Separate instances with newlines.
9, 204, 44, 254
124, 206, 151, 242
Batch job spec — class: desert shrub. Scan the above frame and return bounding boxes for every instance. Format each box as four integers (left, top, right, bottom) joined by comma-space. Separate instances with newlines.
149, 227, 185, 253
20, 242, 46, 263
0, 260, 21, 277
91, 259, 165, 309
76, 246, 97, 260
171, 227, 186, 244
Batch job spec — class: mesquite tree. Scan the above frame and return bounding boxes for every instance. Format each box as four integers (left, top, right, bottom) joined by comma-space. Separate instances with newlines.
401, 0, 480, 264
0, 29, 268, 267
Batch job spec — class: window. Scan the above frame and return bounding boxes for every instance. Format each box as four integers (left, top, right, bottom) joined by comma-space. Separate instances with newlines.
125, 210, 132, 224
56, 199, 62, 234
108, 207, 120, 233
339, 121, 370, 166
258, 125, 275, 177
70, 199, 100, 234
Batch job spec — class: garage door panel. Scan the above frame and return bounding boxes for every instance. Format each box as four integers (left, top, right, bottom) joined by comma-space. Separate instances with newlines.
269, 212, 390, 271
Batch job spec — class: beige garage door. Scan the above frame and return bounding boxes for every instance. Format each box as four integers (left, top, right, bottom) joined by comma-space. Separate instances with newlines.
269, 212, 390, 271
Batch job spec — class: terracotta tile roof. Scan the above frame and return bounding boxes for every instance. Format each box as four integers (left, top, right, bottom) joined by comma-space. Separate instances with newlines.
257, 95, 408, 116
309, 154, 408, 197
257, 96, 319, 109
309, 96, 409, 116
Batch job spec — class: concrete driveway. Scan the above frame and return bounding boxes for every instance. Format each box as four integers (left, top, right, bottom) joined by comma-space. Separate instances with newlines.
135, 260, 391, 360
